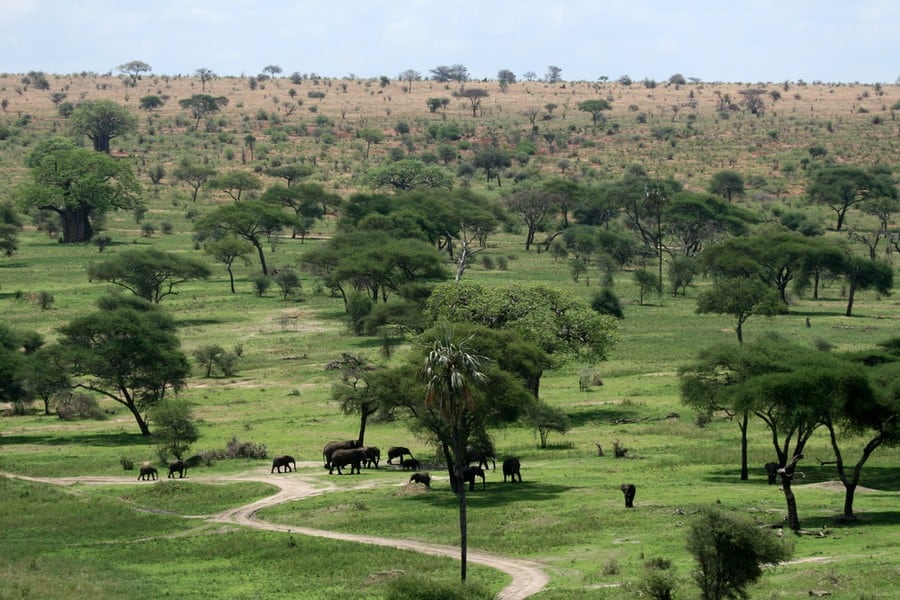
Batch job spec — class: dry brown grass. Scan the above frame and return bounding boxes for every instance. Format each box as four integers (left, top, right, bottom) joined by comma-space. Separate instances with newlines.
1, 72, 897, 198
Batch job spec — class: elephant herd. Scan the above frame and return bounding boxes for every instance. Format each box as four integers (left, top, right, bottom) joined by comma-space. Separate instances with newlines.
137, 460, 188, 481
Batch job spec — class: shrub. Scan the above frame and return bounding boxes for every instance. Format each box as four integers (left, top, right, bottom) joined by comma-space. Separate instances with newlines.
687, 506, 791, 600
636, 557, 678, 600
252, 274, 272, 297
591, 288, 624, 319
56, 393, 105, 421
37, 291, 54, 310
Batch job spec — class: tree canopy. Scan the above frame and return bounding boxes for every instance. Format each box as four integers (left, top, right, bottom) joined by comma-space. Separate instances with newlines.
70, 100, 138, 153
57, 295, 190, 436
18, 137, 141, 242
87, 247, 211, 303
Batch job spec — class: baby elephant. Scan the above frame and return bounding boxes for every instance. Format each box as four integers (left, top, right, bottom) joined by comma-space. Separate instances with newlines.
502, 457, 522, 483
138, 465, 158, 481
271, 455, 296, 473
409, 472, 431, 488
168, 460, 188, 479
621, 483, 636, 508
401, 458, 420, 471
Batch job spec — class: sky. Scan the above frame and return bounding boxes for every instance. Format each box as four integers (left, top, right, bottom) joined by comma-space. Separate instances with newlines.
2, 1, 898, 84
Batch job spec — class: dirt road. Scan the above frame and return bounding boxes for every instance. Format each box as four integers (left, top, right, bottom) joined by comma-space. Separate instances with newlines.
3, 468, 549, 599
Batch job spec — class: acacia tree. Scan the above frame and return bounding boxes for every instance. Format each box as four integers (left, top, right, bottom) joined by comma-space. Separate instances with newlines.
328, 353, 379, 446
173, 163, 217, 203
260, 183, 329, 240
70, 100, 138, 153
195, 67, 216, 91
194, 200, 297, 276
504, 188, 556, 251
117, 60, 151, 85
696, 277, 784, 344
707, 170, 746, 202
473, 147, 511, 187
839, 255, 893, 317
57, 295, 190, 436
821, 355, 899, 519
18, 137, 142, 242
807, 166, 894, 231
87, 248, 211, 303
178, 94, 229, 130
209, 171, 263, 202
577, 99, 612, 126
456, 88, 489, 117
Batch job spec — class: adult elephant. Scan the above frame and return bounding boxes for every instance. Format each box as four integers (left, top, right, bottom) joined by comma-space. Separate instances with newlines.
466, 443, 496, 470
328, 448, 367, 475
362, 446, 381, 468
271, 455, 296, 473
502, 457, 522, 483
322, 439, 361, 468
168, 460, 188, 479
386, 446, 413, 465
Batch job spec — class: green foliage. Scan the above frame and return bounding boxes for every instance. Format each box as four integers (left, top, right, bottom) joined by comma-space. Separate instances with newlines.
523, 401, 571, 447
151, 398, 199, 460
591, 287, 624, 319
633, 268, 659, 305
86, 247, 211, 303
252, 273, 272, 297
273, 269, 301, 300
687, 506, 791, 600
178, 94, 229, 130
696, 277, 784, 343
668, 255, 701, 296
57, 295, 190, 436
365, 158, 454, 191
426, 281, 617, 364
18, 137, 142, 242
70, 99, 138, 153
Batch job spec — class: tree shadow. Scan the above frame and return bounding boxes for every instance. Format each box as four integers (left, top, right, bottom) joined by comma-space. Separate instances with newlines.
407, 480, 571, 509
1, 431, 153, 447
567, 406, 643, 427
799, 510, 900, 529
176, 317, 226, 327
702, 464, 900, 492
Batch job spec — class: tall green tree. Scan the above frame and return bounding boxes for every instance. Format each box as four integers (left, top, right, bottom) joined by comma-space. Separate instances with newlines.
58, 295, 190, 436
151, 398, 199, 460
473, 147, 511, 187
86, 248, 211, 303
839, 256, 893, 317
806, 165, 894, 231
365, 159, 454, 192
209, 171, 263, 202
194, 200, 297, 275
70, 99, 138, 153
117, 60, 152, 85
173, 163, 217, 203
821, 354, 899, 518
696, 277, 784, 344
18, 138, 142, 242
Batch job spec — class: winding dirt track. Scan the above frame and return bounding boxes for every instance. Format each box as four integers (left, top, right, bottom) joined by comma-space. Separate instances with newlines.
3, 468, 549, 599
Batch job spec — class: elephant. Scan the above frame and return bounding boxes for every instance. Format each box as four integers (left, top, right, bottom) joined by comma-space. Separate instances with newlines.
362, 446, 381, 468
621, 483, 636, 508
328, 448, 366, 475
409, 472, 431, 488
502, 457, 522, 483
386, 446, 413, 465
271, 455, 296, 473
764, 461, 780, 485
322, 439, 361, 468
138, 465, 158, 481
466, 443, 496, 470
168, 460, 188, 479
461, 466, 486, 491
401, 458, 421, 471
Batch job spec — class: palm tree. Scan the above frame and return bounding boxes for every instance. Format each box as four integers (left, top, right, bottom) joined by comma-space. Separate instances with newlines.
420, 332, 486, 582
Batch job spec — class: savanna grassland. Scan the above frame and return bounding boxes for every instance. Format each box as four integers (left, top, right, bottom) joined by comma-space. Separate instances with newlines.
1, 71, 899, 599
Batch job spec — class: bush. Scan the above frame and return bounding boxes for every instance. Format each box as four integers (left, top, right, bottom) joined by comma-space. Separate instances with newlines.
37, 291, 54, 310
252, 274, 272, 297
591, 288, 624, 319
636, 557, 678, 600
202, 436, 268, 461
56, 393, 105, 421
687, 506, 791, 600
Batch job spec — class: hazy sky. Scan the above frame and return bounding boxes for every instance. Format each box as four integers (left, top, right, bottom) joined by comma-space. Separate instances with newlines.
3, 1, 897, 83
